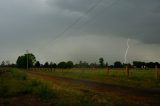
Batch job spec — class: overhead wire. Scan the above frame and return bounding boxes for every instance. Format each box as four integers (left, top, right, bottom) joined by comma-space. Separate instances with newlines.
44, 0, 119, 50
75, 0, 120, 34
45, 0, 104, 46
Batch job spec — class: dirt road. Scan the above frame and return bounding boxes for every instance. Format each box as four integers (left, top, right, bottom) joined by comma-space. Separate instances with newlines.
28, 71, 160, 106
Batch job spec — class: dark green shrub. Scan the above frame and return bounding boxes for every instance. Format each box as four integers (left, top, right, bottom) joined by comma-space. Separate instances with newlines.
35, 84, 56, 100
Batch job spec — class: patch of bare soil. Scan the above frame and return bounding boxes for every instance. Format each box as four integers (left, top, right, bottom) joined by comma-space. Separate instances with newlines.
0, 95, 52, 106
29, 71, 160, 106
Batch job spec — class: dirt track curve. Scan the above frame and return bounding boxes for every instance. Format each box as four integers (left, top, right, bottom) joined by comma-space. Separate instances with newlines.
28, 71, 160, 106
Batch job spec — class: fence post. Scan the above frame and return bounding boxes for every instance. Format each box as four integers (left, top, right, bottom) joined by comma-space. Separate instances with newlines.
106, 67, 110, 76
125, 65, 129, 78
155, 65, 158, 80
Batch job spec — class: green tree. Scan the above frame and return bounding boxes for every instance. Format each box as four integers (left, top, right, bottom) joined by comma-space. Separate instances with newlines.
16, 53, 36, 68
58, 62, 66, 69
53, 63, 57, 69
44, 62, 49, 68
114, 61, 122, 68
99, 57, 104, 68
1, 61, 5, 66
133, 61, 145, 68
66, 61, 74, 68
35, 61, 41, 67
50, 62, 57, 69
50, 62, 54, 68
50, 62, 57, 71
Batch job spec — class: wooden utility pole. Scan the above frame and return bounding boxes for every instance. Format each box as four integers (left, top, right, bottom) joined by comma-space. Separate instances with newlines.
26, 50, 29, 70
106, 67, 110, 76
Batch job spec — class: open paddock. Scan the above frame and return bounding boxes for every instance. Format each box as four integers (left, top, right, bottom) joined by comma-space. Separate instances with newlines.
28, 68, 160, 89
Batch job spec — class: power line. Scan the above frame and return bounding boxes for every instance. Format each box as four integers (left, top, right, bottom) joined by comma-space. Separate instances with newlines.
58, 0, 104, 37
76, 0, 120, 33
46, 0, 104, 44
55, 0, 119, 40
45, 0, 119, 49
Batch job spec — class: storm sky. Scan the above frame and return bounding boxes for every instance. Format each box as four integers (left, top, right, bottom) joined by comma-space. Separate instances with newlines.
0, 0, 160, 64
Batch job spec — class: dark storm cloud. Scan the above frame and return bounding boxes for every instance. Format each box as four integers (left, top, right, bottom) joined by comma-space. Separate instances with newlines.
1, 0, 160, 44
46, 0, 160, 44
0, 0, 160, 63
47, 0, 97, 13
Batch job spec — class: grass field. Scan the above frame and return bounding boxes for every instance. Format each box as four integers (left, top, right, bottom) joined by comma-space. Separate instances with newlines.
29, 68, 160, 89
1, 68, 160, 106
0, 68, 57, 105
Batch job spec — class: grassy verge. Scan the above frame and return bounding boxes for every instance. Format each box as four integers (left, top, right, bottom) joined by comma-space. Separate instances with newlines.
0, 68, 56, 105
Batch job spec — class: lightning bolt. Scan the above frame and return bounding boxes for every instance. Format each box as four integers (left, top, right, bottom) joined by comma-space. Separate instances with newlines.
124, 39, 130, 64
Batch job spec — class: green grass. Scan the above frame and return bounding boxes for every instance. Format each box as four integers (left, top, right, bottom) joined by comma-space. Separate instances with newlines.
30, 71, 145, 106
1, 68, 158, 105
0, 68, 56, 100
32, 68, 160, 89
0, 68, 135, 106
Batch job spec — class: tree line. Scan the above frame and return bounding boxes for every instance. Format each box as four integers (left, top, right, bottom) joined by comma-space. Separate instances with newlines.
0, 53, 160, 69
